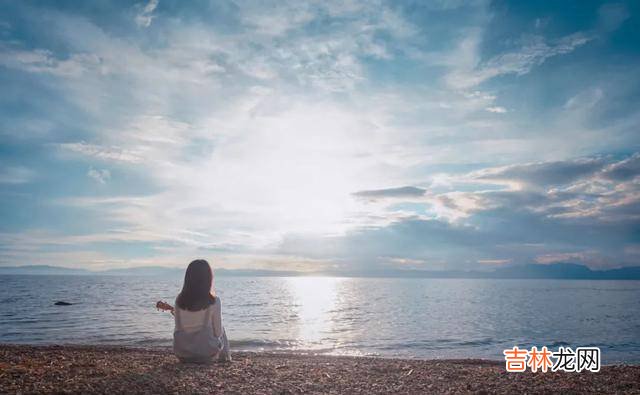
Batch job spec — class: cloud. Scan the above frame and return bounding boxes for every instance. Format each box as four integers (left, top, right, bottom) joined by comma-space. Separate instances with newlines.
0, 1, 638, 272
280, 153, 640, 270
0, 47, 102, 77
238, 1, 316, 37
87, 167, 111, 184
461, 154, 640, 222
470, 157, 606, 189
601, 153, 640, 181
0, 166, 35, 184
58, 142, 143, 163
135, 0, 159, 28
535, 251, 608, 268
352, 186, 426, 200
485, 106, 507, 113
564, 88, 603, 110
446, 32, 594, 89
218, 0, 417, 92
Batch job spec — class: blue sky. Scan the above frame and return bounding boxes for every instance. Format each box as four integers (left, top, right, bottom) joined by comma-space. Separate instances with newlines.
0, 0, 638, 272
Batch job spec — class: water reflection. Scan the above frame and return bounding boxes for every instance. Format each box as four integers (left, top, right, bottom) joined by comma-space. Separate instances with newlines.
1, 275, 639, 362
285, 277, 344, 349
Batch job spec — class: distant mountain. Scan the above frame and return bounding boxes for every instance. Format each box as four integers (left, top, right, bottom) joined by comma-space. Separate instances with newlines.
487, 263, 640, 280
1, 263, 639, 279
595, 266, 640, 280
0, 265, 90, 275
378, 263, 640, 280
101, 266, 184, 276
490, 263, 598, 279
0, 265, 292, 277
214, 268, 302, 277
0, 265, 181, 276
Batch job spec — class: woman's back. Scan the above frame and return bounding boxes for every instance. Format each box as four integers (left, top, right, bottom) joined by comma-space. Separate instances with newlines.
157, 259, 231, 362
174, 298, 224, 334
173, 300, 224, 362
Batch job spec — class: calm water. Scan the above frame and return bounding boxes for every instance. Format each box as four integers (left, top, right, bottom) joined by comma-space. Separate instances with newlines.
1, 275, 639, 363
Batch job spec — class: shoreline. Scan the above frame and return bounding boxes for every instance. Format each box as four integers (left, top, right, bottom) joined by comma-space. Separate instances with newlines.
2, 344, 639, 394
3, 342, 638, 366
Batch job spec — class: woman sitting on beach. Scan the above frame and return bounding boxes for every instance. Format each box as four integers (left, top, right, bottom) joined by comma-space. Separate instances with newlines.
156, 259, 231, 363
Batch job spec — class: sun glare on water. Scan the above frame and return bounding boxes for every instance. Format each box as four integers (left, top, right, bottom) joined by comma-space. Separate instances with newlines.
285, 277, 345, 349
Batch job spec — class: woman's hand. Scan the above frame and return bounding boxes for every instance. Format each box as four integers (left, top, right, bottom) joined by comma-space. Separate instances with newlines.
156, 300, 174, 312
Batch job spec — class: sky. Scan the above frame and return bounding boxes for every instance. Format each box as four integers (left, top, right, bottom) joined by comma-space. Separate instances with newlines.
0, 0, 639, 273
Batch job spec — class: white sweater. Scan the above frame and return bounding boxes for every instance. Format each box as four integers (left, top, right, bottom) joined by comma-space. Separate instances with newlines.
174, 298, 223, 337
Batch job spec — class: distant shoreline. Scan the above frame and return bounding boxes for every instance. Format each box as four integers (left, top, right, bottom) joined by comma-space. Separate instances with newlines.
1, 344, 638, 394
2, 263, 640, 280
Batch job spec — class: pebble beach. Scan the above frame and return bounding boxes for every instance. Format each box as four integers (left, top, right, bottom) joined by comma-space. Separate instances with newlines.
1, 345, 639, 394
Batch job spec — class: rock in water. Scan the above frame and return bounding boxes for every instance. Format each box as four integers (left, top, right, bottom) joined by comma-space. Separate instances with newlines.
54, 301, 73, 306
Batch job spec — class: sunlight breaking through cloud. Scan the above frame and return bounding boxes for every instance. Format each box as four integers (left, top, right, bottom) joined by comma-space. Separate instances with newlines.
0, 0, 638, 272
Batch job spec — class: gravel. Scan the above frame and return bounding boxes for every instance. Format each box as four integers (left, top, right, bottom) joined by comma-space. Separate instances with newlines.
0, 344, 638, 394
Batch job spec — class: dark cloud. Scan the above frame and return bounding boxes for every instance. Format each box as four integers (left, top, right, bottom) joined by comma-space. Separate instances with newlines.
469, 154, 640, 221
279, 153, 640, 271
601, 153, 640, 181
278, 206, 638, 271
473, 157, 607, 188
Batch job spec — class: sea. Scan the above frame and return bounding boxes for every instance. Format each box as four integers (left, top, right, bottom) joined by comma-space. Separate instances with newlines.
1, 275, 639, 363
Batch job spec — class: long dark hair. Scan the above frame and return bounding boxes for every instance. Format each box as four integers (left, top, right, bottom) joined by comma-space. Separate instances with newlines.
176, 259, 216, 311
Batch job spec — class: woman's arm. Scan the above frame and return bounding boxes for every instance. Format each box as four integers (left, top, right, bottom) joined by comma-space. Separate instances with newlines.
212, 299, 223, 337
156, 301, 175, 316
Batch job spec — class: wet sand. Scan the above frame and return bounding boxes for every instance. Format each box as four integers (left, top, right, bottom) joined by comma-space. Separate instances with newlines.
0, 344, 638, 394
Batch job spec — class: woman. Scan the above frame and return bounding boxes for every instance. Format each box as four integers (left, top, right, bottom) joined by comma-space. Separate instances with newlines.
156, 259, 231, 363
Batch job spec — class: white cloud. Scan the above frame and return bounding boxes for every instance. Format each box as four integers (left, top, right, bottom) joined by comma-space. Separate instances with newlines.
0, 47, 102, 77
58, 142, 143, 163
135, 0, 159, 28
446, 32, 594, 89
87, 167, 111, 184
485, 106, 507, 113
564, 88, 603, 110
1, 0, 638, 271
238, 1, 316, 37
534, 251, 609, 269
